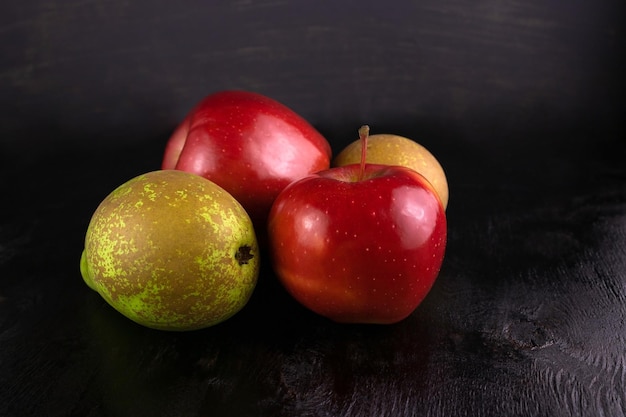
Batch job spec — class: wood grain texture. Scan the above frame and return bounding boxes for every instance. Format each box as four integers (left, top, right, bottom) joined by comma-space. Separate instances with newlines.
0, 1, 624, 416
1, 133, 624, 417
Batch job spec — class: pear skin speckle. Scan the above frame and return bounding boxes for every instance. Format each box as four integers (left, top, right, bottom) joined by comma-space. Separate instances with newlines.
81, 170, 259, 331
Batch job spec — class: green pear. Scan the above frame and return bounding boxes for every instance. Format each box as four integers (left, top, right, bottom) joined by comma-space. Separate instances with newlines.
80, 169, 259, 331
333, 133, 449, 209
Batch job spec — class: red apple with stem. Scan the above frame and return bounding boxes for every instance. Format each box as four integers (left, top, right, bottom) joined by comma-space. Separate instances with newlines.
162, 90, 332, 236
267, 126, 447, 324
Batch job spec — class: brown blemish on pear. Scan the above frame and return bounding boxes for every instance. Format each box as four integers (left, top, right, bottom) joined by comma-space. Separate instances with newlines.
235, 245, 254, 265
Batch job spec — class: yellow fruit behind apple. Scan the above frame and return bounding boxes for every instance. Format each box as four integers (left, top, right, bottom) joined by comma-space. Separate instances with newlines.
333, 133, 449, 209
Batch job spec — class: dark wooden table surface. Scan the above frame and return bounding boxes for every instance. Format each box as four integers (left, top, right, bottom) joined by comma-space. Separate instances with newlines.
1, 1, 625, 416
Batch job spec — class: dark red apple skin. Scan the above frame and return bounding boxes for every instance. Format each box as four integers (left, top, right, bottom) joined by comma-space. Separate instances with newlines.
162, 90, 332, 233
267, 164, 447, 324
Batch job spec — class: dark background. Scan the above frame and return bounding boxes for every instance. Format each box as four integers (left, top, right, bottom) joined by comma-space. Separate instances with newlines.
1, 1, 625, 416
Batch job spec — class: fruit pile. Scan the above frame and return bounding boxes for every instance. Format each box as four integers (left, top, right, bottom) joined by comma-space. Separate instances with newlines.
80, 90, 448, 331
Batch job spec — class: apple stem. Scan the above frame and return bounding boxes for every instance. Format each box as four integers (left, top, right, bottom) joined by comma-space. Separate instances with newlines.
358, 125, 370, 181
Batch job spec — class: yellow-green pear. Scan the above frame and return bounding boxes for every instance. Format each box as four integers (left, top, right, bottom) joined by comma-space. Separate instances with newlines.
80, 169, 259, 331
333, 133, 449, 209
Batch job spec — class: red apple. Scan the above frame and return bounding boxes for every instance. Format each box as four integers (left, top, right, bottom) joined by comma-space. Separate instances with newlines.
267, 126, 447, 324
162, 90, 332, 233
